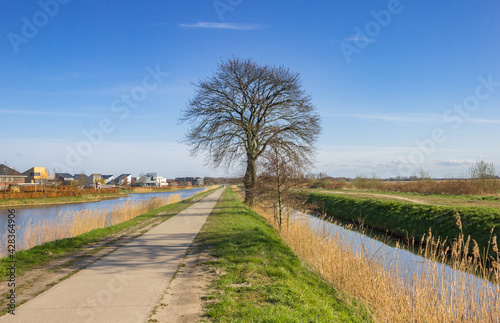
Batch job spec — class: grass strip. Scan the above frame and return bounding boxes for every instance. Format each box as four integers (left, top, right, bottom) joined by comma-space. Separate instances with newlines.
0, 194, 125, 207
0, 188, 218, 279
195, 187, 370, 322
307, 192, 500, 253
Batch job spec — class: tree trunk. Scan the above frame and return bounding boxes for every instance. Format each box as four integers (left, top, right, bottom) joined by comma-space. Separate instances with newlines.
243, 157, 257, 206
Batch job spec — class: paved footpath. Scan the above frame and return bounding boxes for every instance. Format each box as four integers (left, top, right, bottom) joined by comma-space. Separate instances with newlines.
2, 188, 224, 323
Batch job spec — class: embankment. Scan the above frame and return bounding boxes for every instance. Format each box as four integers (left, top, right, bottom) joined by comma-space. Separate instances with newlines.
307, 192, 500, 253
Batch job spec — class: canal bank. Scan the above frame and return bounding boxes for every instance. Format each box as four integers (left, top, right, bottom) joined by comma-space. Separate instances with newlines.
0, 188, 206, 256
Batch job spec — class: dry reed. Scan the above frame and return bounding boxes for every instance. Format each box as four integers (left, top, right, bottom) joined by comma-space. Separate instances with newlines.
254, 203, 500, 322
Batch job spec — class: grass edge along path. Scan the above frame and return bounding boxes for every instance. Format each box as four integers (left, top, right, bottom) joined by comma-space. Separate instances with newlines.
307, 192, 500, 257
0, 187, 219, 279
194, 187, 371, 322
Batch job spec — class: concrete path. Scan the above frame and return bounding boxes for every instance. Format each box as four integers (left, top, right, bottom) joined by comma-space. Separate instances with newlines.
2, 188, 224, 323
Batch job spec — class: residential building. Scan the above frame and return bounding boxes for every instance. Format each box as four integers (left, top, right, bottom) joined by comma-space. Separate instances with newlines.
0, 164, 27, 190
84, 174, 102, 188
174, 177, 204, 186
137, 173, 158, 187
113, 174, 132, 186
101, 175, 115, 184
157, 176, 169, 187
55, 173, 75, 184
22, 167, 49, 184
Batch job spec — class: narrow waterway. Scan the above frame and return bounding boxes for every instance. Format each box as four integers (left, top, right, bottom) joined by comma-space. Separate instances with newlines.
0, 188, 205, 253
297, 212, 499, 308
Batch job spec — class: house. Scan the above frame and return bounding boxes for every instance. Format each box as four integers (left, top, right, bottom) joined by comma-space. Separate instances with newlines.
73, 174, 88, 187
22, 167, 49, 184
137, 173, 158, 187
174, 177, 204, 186
0, 164, 27, 190
55, 173, 75, 184
157, 176, 169, 187
101, 175, 115, 184
87, 174, 102, 184
113, 174, 132, 186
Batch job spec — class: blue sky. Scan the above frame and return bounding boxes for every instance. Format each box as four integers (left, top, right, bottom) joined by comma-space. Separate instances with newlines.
1, 0, 499, 179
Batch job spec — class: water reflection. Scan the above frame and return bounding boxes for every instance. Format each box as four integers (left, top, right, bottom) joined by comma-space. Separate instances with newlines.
299, 212, 499, 303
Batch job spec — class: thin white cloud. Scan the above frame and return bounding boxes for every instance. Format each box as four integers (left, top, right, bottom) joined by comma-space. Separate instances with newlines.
0, 109, 153, 119
466, 118, 500, 125
179, 22, 262, 30
322, 112, 500, 125
344, 35, 376, 43
436, 159, 476, 167
0, 109, 106, 118
322, 113, 442, 124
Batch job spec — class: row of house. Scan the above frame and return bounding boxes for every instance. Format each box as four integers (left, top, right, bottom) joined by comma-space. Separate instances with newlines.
55, 173, 133, 188
1, 164, 204, 190
0, 165, 53, 190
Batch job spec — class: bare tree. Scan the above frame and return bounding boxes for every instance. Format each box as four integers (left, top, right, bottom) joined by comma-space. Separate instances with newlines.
257, 143, 308, 230
469, 161, 499, 194
180, 57, 321, 206
76, 171, 87, 189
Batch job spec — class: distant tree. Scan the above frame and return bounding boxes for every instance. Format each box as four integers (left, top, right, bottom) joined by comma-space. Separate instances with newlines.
137, 172, 146, 187
410, 167, 432, 182
469, 161, 499, 193
77, 171, 86, 188
181, 57, 321, 206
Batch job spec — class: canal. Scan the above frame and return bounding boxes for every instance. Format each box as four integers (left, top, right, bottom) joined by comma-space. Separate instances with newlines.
0, 187, 205, 255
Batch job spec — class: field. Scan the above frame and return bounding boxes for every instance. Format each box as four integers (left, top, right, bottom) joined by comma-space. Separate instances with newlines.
310, 188, 500, 209
306, 191, 500, 259
308, 178, 500, 196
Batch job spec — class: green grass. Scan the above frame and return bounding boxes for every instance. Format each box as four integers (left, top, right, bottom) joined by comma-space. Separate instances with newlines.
0, 188, 218, 279
195, 188, 370, 322
307, 192, 500, 255
308, 188, 500, 208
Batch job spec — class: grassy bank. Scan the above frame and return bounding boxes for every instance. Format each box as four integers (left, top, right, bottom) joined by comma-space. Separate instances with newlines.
307, 192, 500, 255
195, 188, 370, 322
258, 192, 499, 322
309, 188, 500, 208
0, 188, 217, 279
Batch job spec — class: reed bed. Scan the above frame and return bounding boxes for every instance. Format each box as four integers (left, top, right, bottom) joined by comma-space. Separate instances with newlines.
255, 203, 500, 322
4, 193, 181, 256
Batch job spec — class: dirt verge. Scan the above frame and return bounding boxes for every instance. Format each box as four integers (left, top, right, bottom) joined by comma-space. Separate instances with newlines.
149, 244, 216, 323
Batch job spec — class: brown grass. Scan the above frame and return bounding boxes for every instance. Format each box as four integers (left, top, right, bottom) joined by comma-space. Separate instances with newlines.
379, 179, 500, 196
309, 179, 500, 196
254, 202, 500, 322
